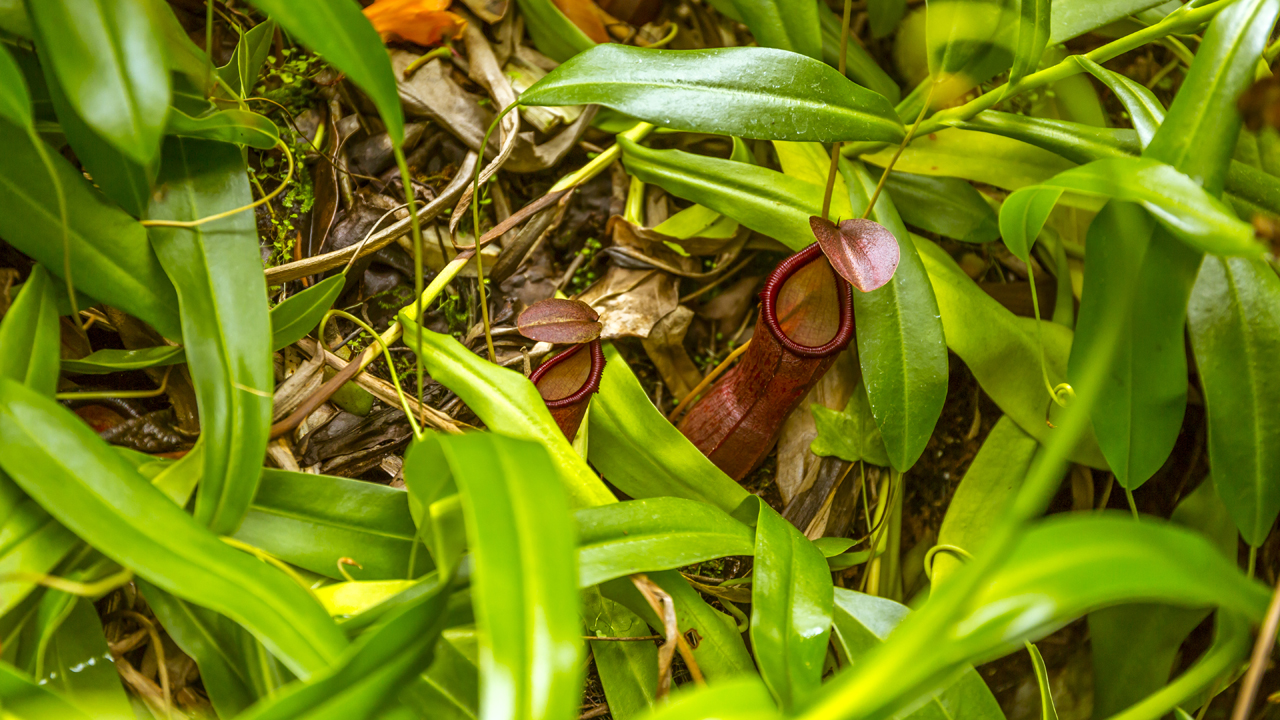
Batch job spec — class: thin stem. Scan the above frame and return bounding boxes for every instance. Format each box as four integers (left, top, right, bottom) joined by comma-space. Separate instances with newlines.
1248, 546, 1257, 578
1125, 487, 1140, 520
393, 145, 427, 426
205, 0, 215, 85
402, 44, 452, 79
474, 105, 519, 365
820, 0, 855, 221
1230, 574, 1280, 720
0, 567, 133, 597
320, 309, 423, 439
57, 366, 172, 400
861, 84, 934, 220
550, 122, 655, 192
142, 139, 295, 228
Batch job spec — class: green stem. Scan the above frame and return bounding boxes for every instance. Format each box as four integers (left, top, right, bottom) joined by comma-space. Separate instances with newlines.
550, 122, 655, 192
393, 145, 426, 426
1125, 487, 1140, 520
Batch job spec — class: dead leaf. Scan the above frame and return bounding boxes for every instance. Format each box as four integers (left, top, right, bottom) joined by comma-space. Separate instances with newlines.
576, 218, 697, 339
809, 216, 900, 292
552, 0, 611, 42
517, 298, 602, 343
641, 305, 702, 400
363, 0, 466, 46
774, 348, 859, 506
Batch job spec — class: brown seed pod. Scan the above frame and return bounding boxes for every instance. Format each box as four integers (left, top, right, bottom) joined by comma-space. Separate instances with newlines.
517, 298, 603, 344
809, 216, 900, 293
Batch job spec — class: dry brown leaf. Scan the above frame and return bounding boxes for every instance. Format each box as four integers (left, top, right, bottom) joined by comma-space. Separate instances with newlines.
552, 0, 611, 42
774, 348, 859, 506
364, 0, 466, 46
641, 306, 702, 400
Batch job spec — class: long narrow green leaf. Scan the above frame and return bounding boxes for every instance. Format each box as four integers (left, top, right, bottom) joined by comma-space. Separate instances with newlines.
167, 108, 281, 149
18, 590, 132, 719
1188, 256, 1280, 546
743, 498, 832, 711
219, 19, 276, 97
0, 42, 32, 128
241, 0, 405, 145
843, 159, 948, 472
0, 378, 347, 678
1049, 0, 1164, 43
584, 589, 657, 720
588, 343, 749, 514
884, 172, 998, 243
575, 498, 755, 588
730, 0, 821, 59
512, 0, 595, 63
61, 346, 186, 375
26, 0, 169, 164
270, 274, 345, 351
634, 677, 777, 720
148, 138, 272, 534
0, 661, 93, 719
1075, 56, 1164, 147
523, 46, 904, 143
0, 118, 181, 339
437, 432, 582, 720
1007, 0, 1051, 89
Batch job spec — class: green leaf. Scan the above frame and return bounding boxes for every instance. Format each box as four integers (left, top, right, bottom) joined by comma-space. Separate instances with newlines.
575, 498, 755, 588
862, 127, 1075, 191
0, 265, 60, 397
588, 343, 749, 514
523, 46, 904, 143
0, 473, 79, 618
911, 233, 1107, 467
932, 417, 1042, 587
139, 579, 275, 718
241, 0, 405, 146
0, 117, 182, 339
743, 497, 832, 711
818, 1, 900, 101
1075, 56, 1164, 147
234, 468, 431, 581
0, 0, 30, 37
0, 377, 347, 678
167, 108, 281, 149
237, 576, 453, 720
1049, 0, 1164, 43
156, 1, 214, 94
884, 172, 998, 243
60, 346, 186, 375
435, 432, 582, 720
926, 0, 1018, 102
0, 42, 32, 129
730, 0, 821, 59
26, 0, 169, 164
512, 0, 595, 63
620, 139, 826, 250
829, 590, 1005, 720
19, 590, 132, 719
1087, 479, 1237, 718
866, 0, 906, 39
398, 315, 614, 508
0, 661, 93, 719
998, 157, 1263, 261
40, 59, 156, 218
843, 159, 948, 472
1027, 643, 1058, 720
270, 274, 345, 350
219, 19, 276, 97
584, 589, 657, 720
809, 381, 890, 467
1188, 256, 1280, 546
148, 138, 272, 534
954, 110, 1138, 165
1007, 0, 1051, 89
635, 677, 777, 720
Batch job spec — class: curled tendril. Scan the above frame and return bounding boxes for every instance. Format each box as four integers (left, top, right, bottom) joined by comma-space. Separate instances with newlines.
922, 544, 974, 582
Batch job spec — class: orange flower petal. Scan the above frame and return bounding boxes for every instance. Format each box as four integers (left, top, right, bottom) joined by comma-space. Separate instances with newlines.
363, 0, 465, 46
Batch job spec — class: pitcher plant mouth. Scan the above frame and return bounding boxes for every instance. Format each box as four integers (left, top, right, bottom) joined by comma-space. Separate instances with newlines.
677, 243, 855, 481
531, 339, 606, 440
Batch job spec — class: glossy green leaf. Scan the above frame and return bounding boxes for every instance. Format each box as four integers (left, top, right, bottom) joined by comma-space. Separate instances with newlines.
398, 315, 614, 508
635, 677, 777, 720
41, 60, 155, 218
234, 468, 431, 581
911, 233, 1106, 467
862, 127, 1075, 191
237, 576, 452, 720
167, 108, 281, 149
512, 0, 595, 63
926, 0, 1017, 102
0, 265, 59, 397
148, 138, 272, 534
818, 1, 900, 101
0, 377, 347, 678
1027, 644, 1058, 720
809, 380, 890, 467
620, 139, 826, 250
241, 0, 404, 145
0, 661, 93, 719
404, 629, 482, 720
60, 346, 185, 375
1049, 0, 1164, 43
269, 274, 345, 350
1075, 56, 1164, 147
1188, 256, 1280, 545
730, 0, 821, 59
26, 0, 169, 164
219, 19, 276, 97
0, 473, 79, 618
742, 497, 832, 711
1007, 0, 1051, 89
523, 46, 904, 143
843, 159, 948, 472
575, 498, 755, 588
139, 579, 272, 718
19, 590, 131, 719
829, 590, 1005, 720
953, 110, 1137, 165
885, 172, 998, 243
435, 432, 582, 720
588, 343, 749, 514
0, 42, 32, 129
156, 1, 213, 94
867, 0, 906, 39
0, 117, 182, 339
584, 588, 657, 720
998, 157, 1262, 261
932, 417, 1042, 587
1088, 479, 1236, 718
